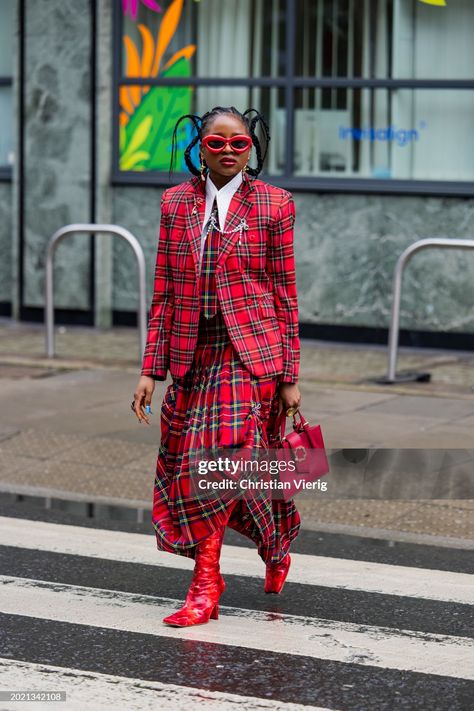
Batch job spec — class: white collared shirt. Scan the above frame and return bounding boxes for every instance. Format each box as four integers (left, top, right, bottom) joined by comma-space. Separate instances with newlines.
199, 170, 243, 270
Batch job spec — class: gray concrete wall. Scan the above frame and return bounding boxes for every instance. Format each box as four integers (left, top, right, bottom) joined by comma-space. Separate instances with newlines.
22, 0, 92, 310
293, 193, 474, 333
112, 186, 165, 313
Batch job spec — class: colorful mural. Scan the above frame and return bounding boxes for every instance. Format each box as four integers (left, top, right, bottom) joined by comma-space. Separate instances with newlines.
122, 0, 163, 21
119, 0, 196, 171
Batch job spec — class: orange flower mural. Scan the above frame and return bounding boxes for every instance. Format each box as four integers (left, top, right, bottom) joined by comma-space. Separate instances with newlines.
120, 0, 197, 171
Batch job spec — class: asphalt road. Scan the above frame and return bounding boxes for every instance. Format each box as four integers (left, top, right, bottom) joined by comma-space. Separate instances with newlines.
1, 501, 473, 710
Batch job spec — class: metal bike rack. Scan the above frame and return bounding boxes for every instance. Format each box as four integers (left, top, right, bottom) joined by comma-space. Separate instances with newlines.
45, 224, 147, 359
376, 237, 474, 384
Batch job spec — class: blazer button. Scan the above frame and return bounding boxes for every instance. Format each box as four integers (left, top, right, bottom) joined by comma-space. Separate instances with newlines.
249, 234, 255, 241
247, 298, 252, 305
176, 298, 182, 304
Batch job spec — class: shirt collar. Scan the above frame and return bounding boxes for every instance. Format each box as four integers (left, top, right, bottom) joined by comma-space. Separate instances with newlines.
206, 170, 243, 201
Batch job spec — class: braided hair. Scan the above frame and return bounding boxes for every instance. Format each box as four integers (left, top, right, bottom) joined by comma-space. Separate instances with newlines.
168, 106, 270, 182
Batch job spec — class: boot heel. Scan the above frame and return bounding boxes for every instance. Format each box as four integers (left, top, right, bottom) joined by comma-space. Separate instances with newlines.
264, 553, 291, 594
210, 603, 219, 620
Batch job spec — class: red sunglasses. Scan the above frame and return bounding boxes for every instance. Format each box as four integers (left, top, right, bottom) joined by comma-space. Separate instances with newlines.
201, 134, 252, 153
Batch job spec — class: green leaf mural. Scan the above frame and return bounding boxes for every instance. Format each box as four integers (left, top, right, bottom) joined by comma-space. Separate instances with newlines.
120, 115, 152, 170
119, 0, 195, 172
120, 60, 192, 172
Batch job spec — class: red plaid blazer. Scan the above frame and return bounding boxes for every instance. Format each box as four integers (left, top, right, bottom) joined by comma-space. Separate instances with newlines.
140, 171, 300, 383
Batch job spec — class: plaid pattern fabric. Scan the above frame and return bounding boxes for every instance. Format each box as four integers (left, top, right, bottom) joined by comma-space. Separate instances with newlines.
141, 171, 300, 384
152, 310, 301, 564
199, 199, 220, 319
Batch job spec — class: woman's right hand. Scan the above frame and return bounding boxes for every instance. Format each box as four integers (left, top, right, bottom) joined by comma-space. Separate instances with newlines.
132, 376, 156, 425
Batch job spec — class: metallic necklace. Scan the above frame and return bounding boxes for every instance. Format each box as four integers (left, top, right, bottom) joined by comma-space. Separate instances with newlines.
205, 207, 249, 245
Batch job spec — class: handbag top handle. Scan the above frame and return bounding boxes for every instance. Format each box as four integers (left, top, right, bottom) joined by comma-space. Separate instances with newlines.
273, 409, 307, 441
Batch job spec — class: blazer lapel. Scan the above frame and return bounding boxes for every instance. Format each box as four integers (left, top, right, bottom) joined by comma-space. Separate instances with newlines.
184, 176, 207, 280
216, 173, 254, 270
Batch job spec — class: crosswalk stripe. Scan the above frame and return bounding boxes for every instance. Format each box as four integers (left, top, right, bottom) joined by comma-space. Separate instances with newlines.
2, 576, 473, 680
5, 501, 474, 574
0, 658, 336, 711
2, 516, 473, 605
4, 544, 471, 639
4, 612, 473, 711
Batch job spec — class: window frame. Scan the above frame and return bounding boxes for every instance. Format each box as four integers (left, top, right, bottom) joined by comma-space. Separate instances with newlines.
112, 0, 474, 196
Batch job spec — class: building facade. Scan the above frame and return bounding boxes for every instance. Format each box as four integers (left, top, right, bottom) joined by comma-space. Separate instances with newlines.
1, 0, 473, 348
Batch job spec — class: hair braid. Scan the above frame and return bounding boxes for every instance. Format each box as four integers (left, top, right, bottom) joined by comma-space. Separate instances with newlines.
169, 113, 202, 182
243, 108, 271, 177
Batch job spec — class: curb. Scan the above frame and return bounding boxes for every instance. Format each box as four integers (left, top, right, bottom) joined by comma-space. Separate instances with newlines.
0, 355, 472, 397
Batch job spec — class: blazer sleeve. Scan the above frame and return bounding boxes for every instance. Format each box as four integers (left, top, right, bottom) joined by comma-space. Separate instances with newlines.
140, 190, 174, 381
266, 191, 300, 384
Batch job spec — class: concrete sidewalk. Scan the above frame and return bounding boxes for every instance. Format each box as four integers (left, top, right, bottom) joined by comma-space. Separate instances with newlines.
0, 319, 473, 546
1, 317, 473, 396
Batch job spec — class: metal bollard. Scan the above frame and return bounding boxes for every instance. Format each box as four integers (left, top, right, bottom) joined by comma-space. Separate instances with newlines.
376, 237, 474, 384
45, 224, 148, 360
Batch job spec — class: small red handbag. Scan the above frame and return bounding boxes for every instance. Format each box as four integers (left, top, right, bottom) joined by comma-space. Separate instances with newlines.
267, 409, 330, 501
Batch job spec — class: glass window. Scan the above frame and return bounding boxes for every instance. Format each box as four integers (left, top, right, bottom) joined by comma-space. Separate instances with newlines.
116, 0, 474, 192
119, 84, 283, 175
393, 0, 474, 80
120, 0, 285, 81
295, 0, 474, 80
0, 0, 14, 76
0, 87, 13, 168
293, 87, 474, 181
295, 0, 355, 79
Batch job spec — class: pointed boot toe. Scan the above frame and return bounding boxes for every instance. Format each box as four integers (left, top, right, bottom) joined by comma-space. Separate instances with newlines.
162, 603, 218, 627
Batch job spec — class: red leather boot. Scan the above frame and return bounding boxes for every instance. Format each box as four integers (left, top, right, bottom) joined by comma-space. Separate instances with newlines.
163, 525, 226, 627
264, 552, 291, 594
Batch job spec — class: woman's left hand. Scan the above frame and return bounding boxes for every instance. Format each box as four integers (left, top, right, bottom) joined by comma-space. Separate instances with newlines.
277, 382, 301, 414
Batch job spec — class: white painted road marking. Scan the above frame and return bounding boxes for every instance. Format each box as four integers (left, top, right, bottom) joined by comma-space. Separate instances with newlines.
0, 658, 337, 711
2, 516, 473, 604
2, 576, 473, 680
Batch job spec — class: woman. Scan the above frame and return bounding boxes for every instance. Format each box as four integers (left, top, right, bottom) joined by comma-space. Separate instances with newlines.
132, 105, 301, 627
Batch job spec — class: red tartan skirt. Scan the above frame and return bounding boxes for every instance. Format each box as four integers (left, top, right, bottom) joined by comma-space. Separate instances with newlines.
152, 309, 301, 564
